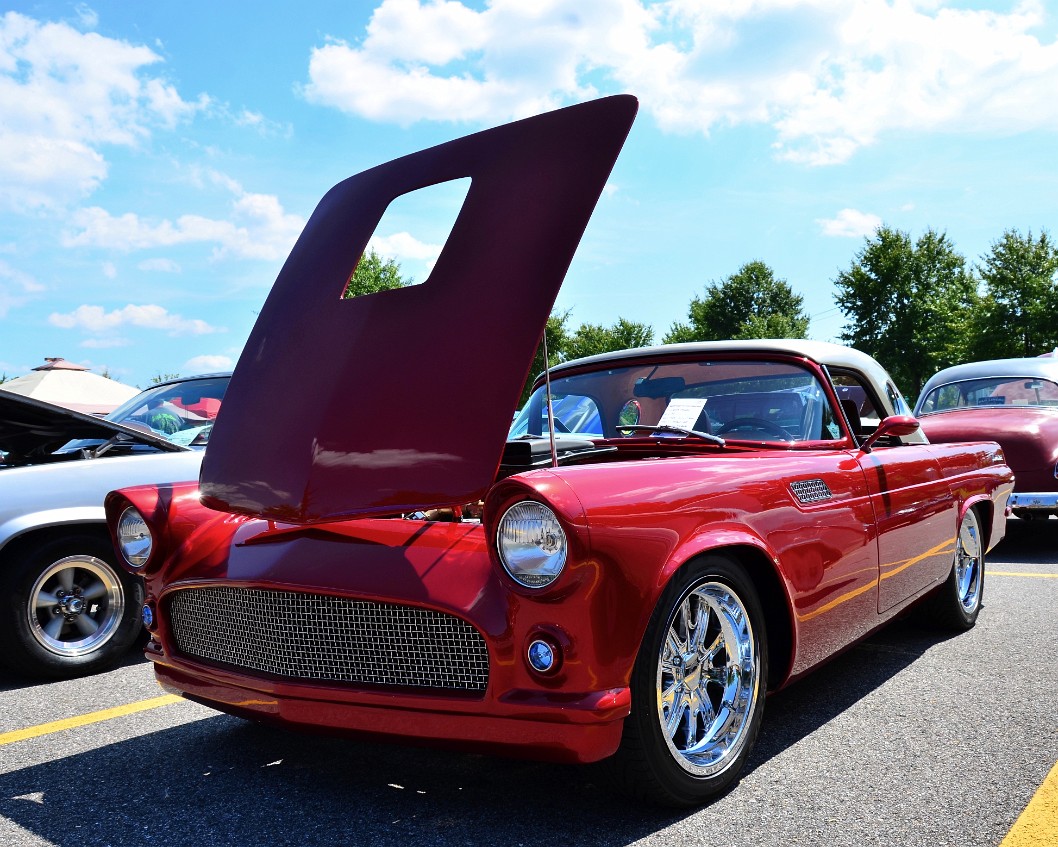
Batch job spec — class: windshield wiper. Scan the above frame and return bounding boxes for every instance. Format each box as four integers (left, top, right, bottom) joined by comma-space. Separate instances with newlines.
619, 425, 726, 447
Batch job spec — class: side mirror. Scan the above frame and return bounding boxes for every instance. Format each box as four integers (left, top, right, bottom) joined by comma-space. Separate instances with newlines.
860, 414, 920, 454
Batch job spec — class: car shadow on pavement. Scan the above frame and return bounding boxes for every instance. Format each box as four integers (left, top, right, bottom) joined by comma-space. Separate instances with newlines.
0, 616, 959, 847
0, 644, 149, 693
749, 615, 952, 772
991, 515, 1058, 562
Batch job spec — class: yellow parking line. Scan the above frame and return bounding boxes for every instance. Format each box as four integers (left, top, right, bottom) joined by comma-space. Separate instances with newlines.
1001, 760, 1058, 846
989, 571, 1058, 579
0, 694, 181, 746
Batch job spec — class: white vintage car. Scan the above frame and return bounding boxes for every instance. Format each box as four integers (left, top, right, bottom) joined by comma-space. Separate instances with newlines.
0, 373, 228, 678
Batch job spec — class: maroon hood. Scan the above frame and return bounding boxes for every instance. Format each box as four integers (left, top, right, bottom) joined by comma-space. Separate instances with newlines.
919, 407, 1058, 478
200, 95, 638, 523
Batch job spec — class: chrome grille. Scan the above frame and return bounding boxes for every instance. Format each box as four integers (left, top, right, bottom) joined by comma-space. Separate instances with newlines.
790, 478, 832, 504
167, 587, 489, 692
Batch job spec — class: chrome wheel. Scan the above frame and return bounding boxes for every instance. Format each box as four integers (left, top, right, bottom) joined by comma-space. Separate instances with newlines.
27, 555, 125, 658
954, 509, 983, 614
656, 580, 761, 777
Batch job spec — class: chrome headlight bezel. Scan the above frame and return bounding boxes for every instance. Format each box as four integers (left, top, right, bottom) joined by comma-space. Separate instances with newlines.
116, 506, 153, 569
496, 500, 568, 589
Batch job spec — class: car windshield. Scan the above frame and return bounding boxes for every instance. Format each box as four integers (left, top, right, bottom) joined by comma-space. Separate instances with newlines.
60, 376, 230, 451
919, 377, 1058, 413
511, 359, 843, 443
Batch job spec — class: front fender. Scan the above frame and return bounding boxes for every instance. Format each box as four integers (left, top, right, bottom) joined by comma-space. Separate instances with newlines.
659, 524, 798, 689
0, 506, 106, 552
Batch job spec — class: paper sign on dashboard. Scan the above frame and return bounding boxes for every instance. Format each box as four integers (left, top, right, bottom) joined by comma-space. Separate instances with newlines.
658, 398, 707, 430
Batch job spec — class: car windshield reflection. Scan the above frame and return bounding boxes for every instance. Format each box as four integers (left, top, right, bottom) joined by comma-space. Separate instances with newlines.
511, 359, 843, 443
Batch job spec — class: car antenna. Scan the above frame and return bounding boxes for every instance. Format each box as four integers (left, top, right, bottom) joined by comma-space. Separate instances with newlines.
542, 331, 559, 468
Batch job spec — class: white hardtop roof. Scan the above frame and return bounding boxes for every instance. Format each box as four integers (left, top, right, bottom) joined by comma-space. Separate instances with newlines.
546, 339, 895, 390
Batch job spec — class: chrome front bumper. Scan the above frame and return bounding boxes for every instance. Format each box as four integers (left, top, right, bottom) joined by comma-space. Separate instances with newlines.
1009, 492, 1058, 513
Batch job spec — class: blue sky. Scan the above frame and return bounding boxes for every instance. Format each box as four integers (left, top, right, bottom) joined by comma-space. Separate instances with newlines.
2, 0, 1057, 388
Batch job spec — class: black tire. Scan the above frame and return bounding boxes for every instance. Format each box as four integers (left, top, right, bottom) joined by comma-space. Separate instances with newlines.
607, 555, 768, 806
0, 534, 144, 679
918, 507, 985, 631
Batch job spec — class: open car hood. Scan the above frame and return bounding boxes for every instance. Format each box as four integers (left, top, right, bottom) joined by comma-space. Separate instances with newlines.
0, 390, 189, 464
200, 95, 638, 522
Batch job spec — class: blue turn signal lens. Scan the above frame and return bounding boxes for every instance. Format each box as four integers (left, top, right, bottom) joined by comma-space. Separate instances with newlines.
141, 604, 155, 630
527, 639, 556, 673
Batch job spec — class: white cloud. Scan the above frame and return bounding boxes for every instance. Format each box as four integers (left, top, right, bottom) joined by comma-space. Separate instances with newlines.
303, 0, 1058, 164
817, 207, 882, 238
368, 231, 442, 263
137, 257, 182, 273
48, 303, 223, 336
81, 336, 131, 349
182, 354, 234, 373
73, 4, 99, 29
0, 259, 44, 317
0, 11, 207, 211
61, 178, 305, 261
102, 261, 117, 278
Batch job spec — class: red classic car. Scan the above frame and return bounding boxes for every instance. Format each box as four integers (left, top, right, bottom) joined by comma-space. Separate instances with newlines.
105, 96, 1013, 806
915, 358, 1058, 521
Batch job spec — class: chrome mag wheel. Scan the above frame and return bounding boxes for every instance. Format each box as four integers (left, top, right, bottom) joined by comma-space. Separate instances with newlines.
954, 508, 983, 614
610, 556, 768, 806
656, 580, 761, 777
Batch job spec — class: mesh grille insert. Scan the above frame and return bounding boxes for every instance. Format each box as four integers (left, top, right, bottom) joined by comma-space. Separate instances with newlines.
167, 587, 489, 692
790, 478, 833, 504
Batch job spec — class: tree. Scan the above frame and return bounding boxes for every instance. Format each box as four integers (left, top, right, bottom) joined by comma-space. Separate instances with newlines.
664, 261, 809, 343
149, 372, 180, 385
517, 314, 654, 406
344, 249, 412, 298
519, 311, 571, 406
835, 226, 978, 398
973, 229, 1058, 359
565, 317, 654, 361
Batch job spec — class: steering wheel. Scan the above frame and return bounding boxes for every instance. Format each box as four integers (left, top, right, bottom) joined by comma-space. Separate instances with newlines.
717, 417, 793, 441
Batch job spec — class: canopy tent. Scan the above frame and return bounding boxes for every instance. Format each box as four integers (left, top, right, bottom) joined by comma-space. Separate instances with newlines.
0, 358, 139, 416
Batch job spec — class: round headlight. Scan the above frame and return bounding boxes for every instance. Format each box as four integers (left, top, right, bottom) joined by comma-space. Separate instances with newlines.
117, 506, 152, 568
496, 501, 567, 588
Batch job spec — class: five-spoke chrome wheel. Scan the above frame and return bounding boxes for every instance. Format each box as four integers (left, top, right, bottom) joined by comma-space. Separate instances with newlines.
0, 534, 143, 678
28, 555, 125, 657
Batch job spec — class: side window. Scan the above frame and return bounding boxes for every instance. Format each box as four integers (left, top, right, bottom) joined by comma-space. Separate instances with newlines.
887, 383, 912, 416
830, 372, 883, 438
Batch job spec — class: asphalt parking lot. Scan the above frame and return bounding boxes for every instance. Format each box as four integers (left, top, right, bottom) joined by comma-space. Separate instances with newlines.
1, 518, 1055, 847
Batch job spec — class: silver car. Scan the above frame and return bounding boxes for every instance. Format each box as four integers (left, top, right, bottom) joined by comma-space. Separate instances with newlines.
0, 373, 228, 678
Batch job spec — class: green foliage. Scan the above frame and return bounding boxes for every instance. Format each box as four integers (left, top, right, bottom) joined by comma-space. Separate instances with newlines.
344, 249, 412, 298
664, 261, 809, 343
519, 312, 570, 407
517, 315, 654, 407
149, 372, 181, 385
146, 411, 182, 434
566, 317, 654, 361
973, 229, 1058, 359
835, 226, 978, 397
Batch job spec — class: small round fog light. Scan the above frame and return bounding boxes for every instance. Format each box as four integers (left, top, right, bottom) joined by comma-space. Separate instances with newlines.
527, 639, 556, 673
141, 603, 155, 630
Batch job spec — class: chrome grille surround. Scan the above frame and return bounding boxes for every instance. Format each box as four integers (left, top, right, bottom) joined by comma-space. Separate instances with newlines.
167, 587, 489, 693
790, 478, 833, 504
